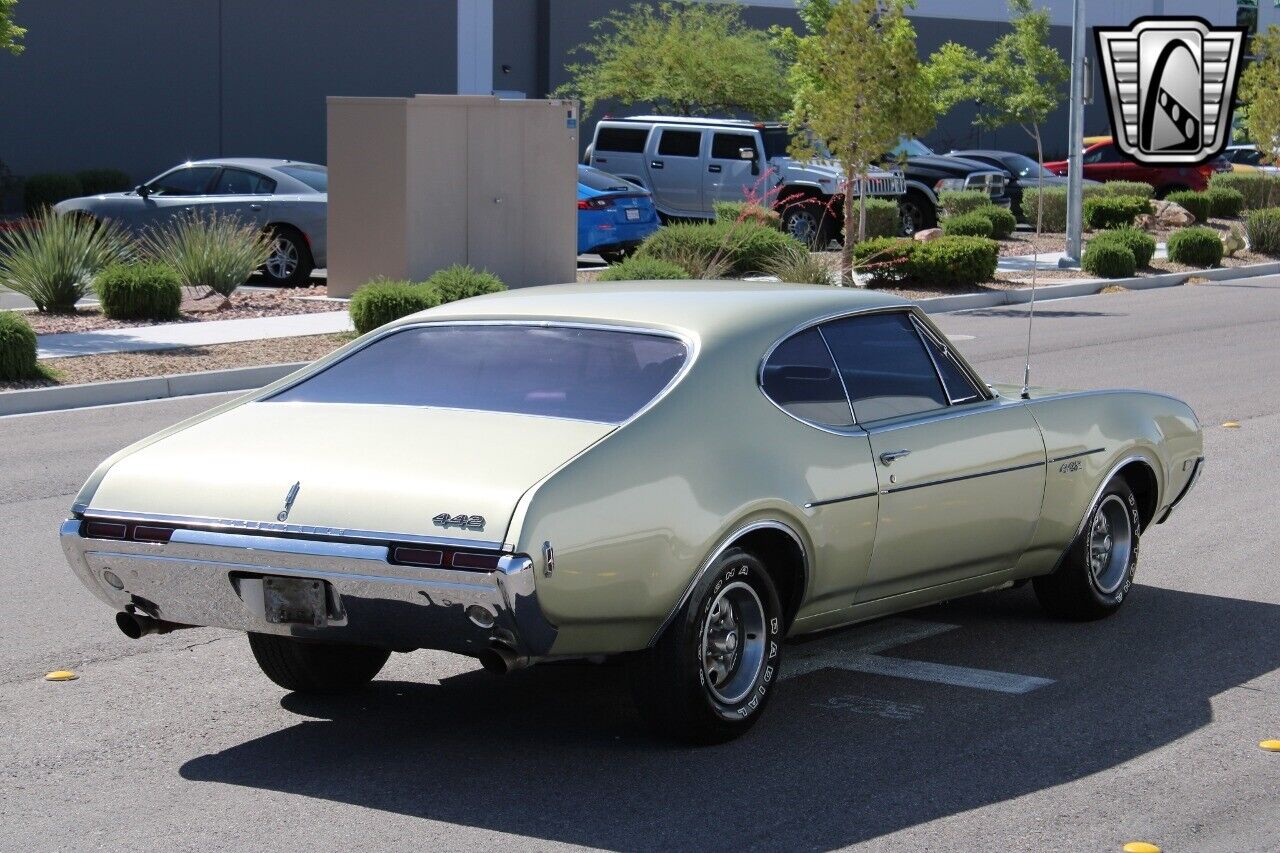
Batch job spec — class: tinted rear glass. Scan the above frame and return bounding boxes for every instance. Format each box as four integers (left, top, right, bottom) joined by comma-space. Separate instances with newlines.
596, 127, 650, 153
578, 166, 634, 192
760, 328, 852, 427
269, 325, 688, 424
658, 130, 702, 157
820, 312, 947, 422
278, 165, 328, 192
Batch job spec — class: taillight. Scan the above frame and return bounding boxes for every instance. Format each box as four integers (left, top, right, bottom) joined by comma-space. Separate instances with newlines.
132, 525, 175, 543
80, 520, 174, 542
578, 197, 611, 210
389, 543, 502, 571
451, 552, 500, 570
392, 546, 444, 567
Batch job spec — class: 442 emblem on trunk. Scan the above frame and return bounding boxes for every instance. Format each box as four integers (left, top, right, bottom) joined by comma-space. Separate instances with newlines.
434, 513, 486, 530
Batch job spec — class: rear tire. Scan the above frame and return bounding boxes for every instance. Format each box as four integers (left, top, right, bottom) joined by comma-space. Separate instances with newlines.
1034, 477, 1141, 621
630, 548, 784, 745
262, 226, 314, 287
248, 633, 390, 693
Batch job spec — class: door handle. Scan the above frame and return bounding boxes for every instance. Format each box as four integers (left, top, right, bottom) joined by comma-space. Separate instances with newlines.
708, 164, 722, 173
879, 449, 912, 465
249, 203, 263, 211
651, 160, 665, 169
595, 157, 608, 164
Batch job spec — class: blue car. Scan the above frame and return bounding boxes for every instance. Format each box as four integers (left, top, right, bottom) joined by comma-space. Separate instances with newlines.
577, 165, 660, 261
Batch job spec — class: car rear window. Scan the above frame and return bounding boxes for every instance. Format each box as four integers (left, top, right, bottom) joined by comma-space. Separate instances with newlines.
578, 166, 634, 192
595, 127, 650, 153
277, 165, 328, 192
268, 324, 689, 424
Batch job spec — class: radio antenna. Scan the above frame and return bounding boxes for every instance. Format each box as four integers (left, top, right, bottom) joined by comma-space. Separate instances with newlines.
1020, 153, 1044, 400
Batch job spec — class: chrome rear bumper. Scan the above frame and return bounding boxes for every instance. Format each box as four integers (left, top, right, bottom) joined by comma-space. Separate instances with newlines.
59, 520, 556, 657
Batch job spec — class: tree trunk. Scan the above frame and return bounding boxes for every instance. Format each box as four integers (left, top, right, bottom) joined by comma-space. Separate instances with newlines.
841, 169, 857, 282
857, 177, 867, 245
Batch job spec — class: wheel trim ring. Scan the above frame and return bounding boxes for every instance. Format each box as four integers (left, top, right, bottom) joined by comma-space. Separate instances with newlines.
699, 580, 767, 705
1089, 494, 1133, 594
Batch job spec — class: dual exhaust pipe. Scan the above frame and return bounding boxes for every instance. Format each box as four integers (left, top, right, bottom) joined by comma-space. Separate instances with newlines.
115, 611, 192, 639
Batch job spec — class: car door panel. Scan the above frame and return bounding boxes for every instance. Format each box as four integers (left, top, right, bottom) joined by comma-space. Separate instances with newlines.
705, 131, 761, 206
207, 167, 274, 229
645, 127, 705, 215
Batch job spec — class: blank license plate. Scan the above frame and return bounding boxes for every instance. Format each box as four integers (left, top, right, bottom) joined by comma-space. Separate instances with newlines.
263, 576, 328, 626
625, 208, 641, 221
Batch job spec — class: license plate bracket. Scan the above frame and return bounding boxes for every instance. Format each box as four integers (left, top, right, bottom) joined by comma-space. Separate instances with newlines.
625, 208, 641, 221
263, 576, 328, 627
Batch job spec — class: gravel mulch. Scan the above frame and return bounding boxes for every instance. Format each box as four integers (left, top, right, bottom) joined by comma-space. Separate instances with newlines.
0, 333, 352, 391
18, 286, 342, 335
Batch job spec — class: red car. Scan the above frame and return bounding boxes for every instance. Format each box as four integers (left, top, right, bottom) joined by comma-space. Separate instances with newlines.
1044, 138, 1231, 196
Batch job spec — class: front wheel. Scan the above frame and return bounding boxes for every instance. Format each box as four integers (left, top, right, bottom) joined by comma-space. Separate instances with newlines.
898, 191, 937, 236
780, 200, 835, 250
630, 548, 784, 744
1033, 477, 1141, 620
248, 633, 390, 693
262, 226, 315, 287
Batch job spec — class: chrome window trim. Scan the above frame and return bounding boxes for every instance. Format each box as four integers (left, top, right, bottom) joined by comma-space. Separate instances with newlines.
910, 315, 983, 405
648, 519, 809, 647
261, 319, 699, 430
815, 325, 858, 425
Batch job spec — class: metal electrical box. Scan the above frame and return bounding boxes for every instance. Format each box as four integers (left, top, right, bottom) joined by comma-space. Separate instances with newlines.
326, 95, 579, 297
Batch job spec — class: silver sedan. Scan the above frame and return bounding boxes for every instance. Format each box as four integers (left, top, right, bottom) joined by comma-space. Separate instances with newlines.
54, 158, 327, 286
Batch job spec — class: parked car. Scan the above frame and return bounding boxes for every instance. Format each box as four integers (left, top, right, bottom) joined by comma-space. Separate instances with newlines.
885, 138, 1012, 235
1223, 144, 1279, 175
587, 116, 905, 247
62, 281, 1204, 744
948, 149, 1093, 223
54, 158, 327, 286
1043, 139, 1231, 196
577, 165, 659, 262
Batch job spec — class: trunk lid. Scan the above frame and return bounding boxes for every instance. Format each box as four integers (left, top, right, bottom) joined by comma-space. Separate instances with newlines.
86, 401, 614, 544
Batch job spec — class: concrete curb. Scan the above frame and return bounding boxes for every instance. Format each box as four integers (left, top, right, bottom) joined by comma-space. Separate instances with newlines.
0, 362, 307, 417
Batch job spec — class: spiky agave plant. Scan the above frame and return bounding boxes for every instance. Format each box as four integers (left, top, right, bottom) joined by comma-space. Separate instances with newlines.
142, 210, 272, 304
0, 208, 131, 312
760, 242, 836, 285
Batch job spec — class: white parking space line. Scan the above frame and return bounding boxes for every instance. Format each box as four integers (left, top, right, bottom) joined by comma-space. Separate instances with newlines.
784, 617, 1055, 694
811, 695, 927, 720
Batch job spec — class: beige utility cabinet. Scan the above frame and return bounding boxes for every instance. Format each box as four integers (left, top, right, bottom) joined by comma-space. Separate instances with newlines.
326, 95, 579, 297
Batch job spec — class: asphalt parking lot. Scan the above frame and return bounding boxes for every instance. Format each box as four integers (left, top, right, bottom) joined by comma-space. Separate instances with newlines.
2, 277, 1278, 851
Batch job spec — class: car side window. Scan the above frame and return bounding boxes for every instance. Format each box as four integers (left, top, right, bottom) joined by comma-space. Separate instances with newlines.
914, 321, 983, 404
711, 132, 756, 160
1084, 145, 1119, 164
820, 312, 949, 423
760, 328, 853, 427
658, 130, 702, 158
147, 166, 218, 196
212, 168, 276, 195
595, 127, 649, 153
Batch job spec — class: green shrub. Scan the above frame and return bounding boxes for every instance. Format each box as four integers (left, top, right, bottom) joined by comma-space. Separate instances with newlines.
639, 221, 802, 276
712, 201, 782, 230
22, 173, 82, 215
597, 256, 689, 281
1082, 241, 1135, 278
1102, 181, 1154, 199
1245, 207, 1280, 254
760, 243, 834, 285
1208, 171, 1280, 210
0, 208, 132, 312
1083, 194, 1149, 230
94, 262, 182, 320
75, 169, 133, 197
852, 236, 916, 286
942, 212, 993, 238
907, 236, 999, 288
0, 311, 40, 381
142, 210, 271, 300
973, 204, 1017, 239
1164, 190, 1211, 224
938, 190, 990, 218
1090, 228, 1156, 267
1166, 226, 1223, 267
1205, 187, 1244, 219
1022, 186, 1068, 231
349, 278, 441, 335
863, 198, 901, 239
423, 264, 506, 303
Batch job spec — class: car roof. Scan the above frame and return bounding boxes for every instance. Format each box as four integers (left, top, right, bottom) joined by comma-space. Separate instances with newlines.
183, 157, 325, 170
1227, 143, 1258, 150
949, 149, 1016, 159
602, 116, 786, 130
395, 281, 912, 343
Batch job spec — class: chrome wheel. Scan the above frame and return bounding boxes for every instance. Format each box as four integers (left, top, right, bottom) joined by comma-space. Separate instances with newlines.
784, 208, 820, 246
266, 235, 299, 281
700, 581, 766, 705
1089, 494, 1133, 594
899, 201, 921, 236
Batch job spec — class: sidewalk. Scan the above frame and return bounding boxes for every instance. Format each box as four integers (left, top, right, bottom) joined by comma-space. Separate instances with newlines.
996, 243, 1168, 272
37, 311, 354, 359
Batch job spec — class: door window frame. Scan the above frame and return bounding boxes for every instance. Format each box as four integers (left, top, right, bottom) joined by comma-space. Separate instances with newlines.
144, 165, 219, 197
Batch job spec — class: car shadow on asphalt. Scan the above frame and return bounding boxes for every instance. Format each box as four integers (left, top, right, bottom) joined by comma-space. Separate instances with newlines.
179, 584, 1280, 850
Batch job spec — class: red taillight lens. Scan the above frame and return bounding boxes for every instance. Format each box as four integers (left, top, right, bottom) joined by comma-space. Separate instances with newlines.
451, 552, 501, 570
83, 520, 127, 539
132, 525, 175, 543
392, 547, 444, 567
578, 197, 610, 210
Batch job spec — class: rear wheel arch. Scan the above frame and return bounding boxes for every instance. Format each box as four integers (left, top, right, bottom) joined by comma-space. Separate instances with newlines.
1116, 459, 1160, 530
731, 523, 807, 632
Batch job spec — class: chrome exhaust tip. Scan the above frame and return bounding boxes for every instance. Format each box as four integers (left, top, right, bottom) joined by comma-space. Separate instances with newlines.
477, 643, 531, 675
115, 611, 189, 639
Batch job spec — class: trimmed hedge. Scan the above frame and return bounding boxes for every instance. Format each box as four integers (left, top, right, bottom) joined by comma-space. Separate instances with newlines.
94, 262, 182, 320
973, 204, 1017, 239
1166, 226, 1223, 267
1083, 194, 1149, 229
349, 279, 441, 335
942, 212, 993, 238
1246, 207, 1280, 254
1208, 171, 1280, 210
1205, 187, 1244, 219
1164, 190, 1210, 224
638, 221, 802, 276
1090, 227, 1157, 267
1101, 180, 1155, 200
23, 173, 82, 215
423, 264, 506, 303
938, 190, 991, 218
597, 256, 689, 281
863, 197, 901, 239
1022, 186, 1068, 231
852, 236, 916, 286
712, 201, 782, 230
0, 311, 40, 381
1082, 242, 1136, 278
852, 235, 997, 289
76, 169, 133, 196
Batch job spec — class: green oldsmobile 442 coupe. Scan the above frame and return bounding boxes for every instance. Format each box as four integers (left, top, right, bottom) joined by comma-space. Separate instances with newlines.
61, 282, 1203, 744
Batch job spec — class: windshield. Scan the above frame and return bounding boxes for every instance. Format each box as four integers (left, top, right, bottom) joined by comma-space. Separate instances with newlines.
277, 164, 328, 192
268, 324, 689, 424
892, 137, 934, 158
1000, 153, 1051, 178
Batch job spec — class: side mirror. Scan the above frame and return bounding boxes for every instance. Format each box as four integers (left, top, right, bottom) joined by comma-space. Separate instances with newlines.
135, 185, 151, 199
740, 147, 760, 175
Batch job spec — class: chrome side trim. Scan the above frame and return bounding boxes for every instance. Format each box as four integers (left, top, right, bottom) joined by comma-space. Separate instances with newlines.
1049, 447, 1106, 464
804, 491, 877, 509
647, 519, 809, 647
1160, 456, 1204, 522
881, 460, 1043, 495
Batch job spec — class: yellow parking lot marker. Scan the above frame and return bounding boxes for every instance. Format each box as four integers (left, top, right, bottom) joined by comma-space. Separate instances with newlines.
1222, 421, 1241, 428
1260, 739, 1280, 752
44, 670, 78, 682
1123, 843, 1161, 853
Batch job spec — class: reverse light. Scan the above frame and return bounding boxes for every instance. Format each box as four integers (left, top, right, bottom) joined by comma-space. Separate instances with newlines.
578, 198, 611, 210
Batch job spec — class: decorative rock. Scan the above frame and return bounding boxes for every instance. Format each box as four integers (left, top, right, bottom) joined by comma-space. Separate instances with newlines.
913, 227, 943, 242
1151, 200, 1195, 226
1134, 213, 1156, 230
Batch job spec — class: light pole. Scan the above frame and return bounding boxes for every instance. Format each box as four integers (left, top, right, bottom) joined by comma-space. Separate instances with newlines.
1061, 0, 1086, 266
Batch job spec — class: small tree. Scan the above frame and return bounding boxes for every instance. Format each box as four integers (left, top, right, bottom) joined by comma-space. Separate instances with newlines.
785, 0, 934, 276
925, 0, 1068, 231
557, 1, 790, 117
1, 0, 24, 55
1242, 25, 1280, 206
